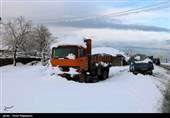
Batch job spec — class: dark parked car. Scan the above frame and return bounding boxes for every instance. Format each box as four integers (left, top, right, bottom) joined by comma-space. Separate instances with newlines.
129, 59, 154, 75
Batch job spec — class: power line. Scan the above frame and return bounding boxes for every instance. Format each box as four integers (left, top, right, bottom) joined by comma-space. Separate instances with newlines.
102, 1, 170, 16
107, 4, 170, 18
33, 1, 170, 23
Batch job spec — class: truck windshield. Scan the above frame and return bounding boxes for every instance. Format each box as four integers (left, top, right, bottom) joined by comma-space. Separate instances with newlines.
53, 47, 78, 58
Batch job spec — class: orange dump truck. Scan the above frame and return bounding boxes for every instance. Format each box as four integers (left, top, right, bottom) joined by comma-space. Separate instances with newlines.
50, 38, 112, 83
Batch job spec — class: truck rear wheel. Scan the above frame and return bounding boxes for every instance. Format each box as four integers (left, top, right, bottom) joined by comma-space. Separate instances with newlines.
102, 70, 108, 80
98, 67, 109, 80
106, 67, 109, 78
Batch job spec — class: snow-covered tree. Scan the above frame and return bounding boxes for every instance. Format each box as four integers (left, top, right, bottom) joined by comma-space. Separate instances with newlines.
19, 31, 36, 57
33, 25, 52, 65
3, 16, 32, 66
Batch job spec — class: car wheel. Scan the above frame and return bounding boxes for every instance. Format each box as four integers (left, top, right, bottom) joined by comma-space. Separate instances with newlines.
133, 72, 138, 75
148, 71, 153, 75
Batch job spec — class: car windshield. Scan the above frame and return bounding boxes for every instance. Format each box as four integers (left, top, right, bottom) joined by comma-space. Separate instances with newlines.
53, 46, 78, 59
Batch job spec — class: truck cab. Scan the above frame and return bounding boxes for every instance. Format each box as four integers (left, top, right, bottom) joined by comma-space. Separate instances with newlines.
51, 45, 89, 72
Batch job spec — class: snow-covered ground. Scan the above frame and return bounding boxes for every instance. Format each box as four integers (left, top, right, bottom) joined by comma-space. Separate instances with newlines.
0, 63, 170, 113
162, 63, 170, 66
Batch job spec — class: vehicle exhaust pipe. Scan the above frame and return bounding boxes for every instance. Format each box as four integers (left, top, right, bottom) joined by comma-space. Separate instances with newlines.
84, 38, 92, 56
84, 38, 92, 71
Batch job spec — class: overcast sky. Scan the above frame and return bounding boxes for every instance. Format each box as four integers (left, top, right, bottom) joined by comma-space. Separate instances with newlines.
2, 0, 170, 28
1, 0, 170, 50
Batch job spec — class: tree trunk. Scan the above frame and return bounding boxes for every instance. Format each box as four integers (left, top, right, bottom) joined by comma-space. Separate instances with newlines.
41, 52, 45, 66
13, 50, 17, 66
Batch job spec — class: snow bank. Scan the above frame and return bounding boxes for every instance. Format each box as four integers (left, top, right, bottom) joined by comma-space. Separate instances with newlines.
162, 63, 170, 66
61, 67, 80, 76
45, 65, 79, 77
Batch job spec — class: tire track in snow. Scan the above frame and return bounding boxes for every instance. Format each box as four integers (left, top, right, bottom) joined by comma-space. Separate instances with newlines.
109, 67, 129, 79
151, 67, 170, 95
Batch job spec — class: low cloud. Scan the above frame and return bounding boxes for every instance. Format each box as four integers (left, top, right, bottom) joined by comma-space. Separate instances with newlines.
46, 19, 170, 33
48, 27, 170, 49
77, 28, 170, 43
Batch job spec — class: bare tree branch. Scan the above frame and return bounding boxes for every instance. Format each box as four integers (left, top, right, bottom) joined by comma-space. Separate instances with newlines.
2, 16, 32, 66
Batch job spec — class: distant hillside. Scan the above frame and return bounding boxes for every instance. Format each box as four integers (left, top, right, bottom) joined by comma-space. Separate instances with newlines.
165, 40, 170, 44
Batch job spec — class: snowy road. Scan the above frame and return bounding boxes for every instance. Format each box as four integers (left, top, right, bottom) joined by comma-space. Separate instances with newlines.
160, 64, 170, 71
0, 63, 170, 113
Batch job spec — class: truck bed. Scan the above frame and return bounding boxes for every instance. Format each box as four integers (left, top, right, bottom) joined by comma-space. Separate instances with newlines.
91, 54, 113, 64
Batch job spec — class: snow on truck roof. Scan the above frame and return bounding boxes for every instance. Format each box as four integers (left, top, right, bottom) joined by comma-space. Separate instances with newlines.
92, 47, 126, 57
50, 39, 87, 49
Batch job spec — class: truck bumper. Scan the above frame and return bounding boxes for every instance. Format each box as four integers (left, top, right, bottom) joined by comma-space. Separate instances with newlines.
58, 73, 82, 80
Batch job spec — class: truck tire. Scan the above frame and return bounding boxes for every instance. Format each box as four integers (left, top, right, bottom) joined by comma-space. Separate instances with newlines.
106, 67, 109, 78
85, 76, 91, 83
92, 76, 99, 83
102, 70, 108, 80
97, 64, 103, 77
99, 67, 109, 80
90, 62, 97, 76
96, 64, 109, 80
79, 78, 85, 83
78, 73, 86, 83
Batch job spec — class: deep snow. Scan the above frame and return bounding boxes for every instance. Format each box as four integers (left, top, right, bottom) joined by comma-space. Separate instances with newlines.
1, 63, 169, 113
